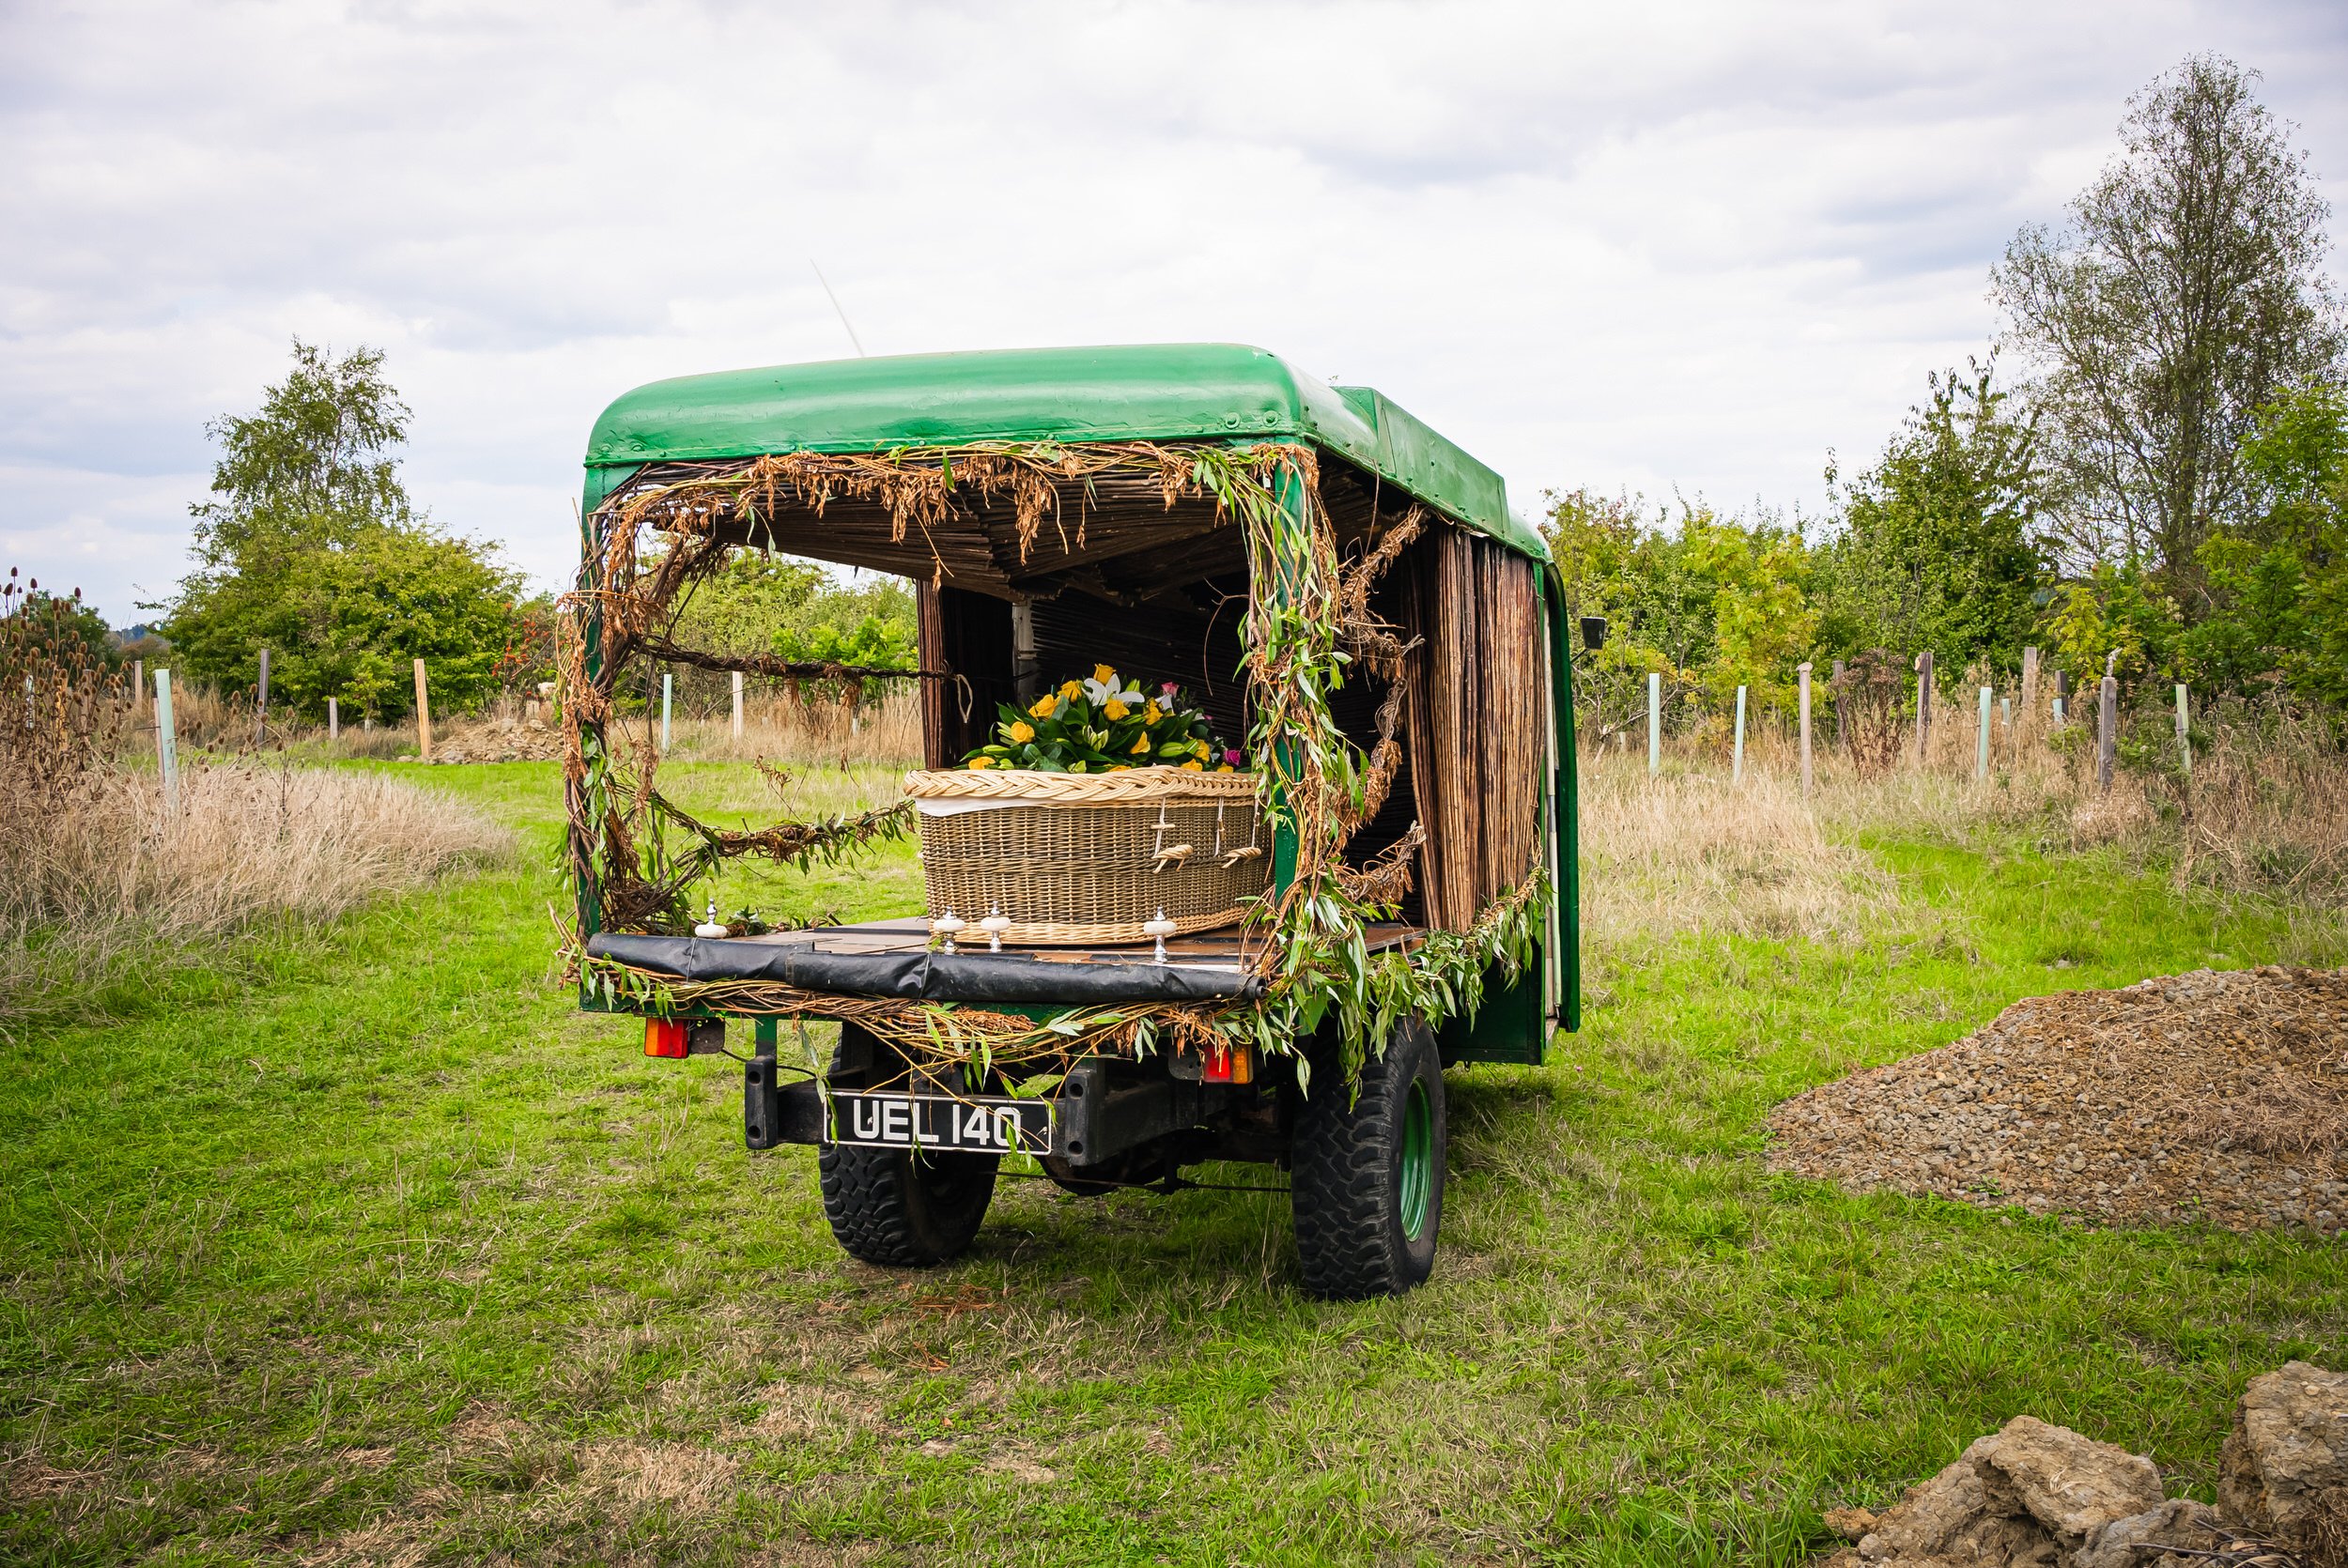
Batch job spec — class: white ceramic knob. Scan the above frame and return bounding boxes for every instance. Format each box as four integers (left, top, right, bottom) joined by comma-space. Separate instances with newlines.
933, 908, 965, 954
1142, 907, 1178, 963
980, 905, 1012, 952
693, 897, 729, 939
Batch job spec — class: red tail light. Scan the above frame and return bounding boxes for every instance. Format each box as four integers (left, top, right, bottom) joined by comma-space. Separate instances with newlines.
644, 1018, 689, 1058
1200, 1040, 1253, 1084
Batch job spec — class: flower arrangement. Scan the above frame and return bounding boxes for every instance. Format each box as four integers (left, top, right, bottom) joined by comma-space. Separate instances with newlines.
963, 664, 1243, 774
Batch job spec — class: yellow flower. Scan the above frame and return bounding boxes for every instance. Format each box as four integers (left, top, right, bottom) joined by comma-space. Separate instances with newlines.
1180, 760, 1203, 772
1092, 664, 1118, 684
1028, 694, 1058, 718
1143, 701, 1162, 726
1009, 720, 1035, 744
1192, 738, 1211, 758
967, 756, 993, 769
1058, 680, 1083, 699
1104, 699, 1129, 721
1214, 763, 1235, 772
1130, 735, 1151, 754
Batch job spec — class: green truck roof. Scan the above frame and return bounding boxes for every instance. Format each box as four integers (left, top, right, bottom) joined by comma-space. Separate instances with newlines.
584, 343, 1546, 560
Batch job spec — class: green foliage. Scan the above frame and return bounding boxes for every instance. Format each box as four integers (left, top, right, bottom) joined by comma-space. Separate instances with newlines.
665, 551, 918, 711
2040, 563, 2179, 687
1545, 490, 1816, 732
967, 667, 1231, 774
167, 523, 523, 721
2181, 385, 2348, 707
161, 340, 525, 721
188, 340, 417, 576
1815, 362, 2047, 674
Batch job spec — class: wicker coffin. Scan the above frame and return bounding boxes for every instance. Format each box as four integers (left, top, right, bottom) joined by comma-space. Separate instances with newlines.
904, 767, 1269, 945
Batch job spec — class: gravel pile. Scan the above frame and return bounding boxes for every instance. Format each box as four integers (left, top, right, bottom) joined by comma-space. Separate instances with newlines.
423, 716, 566, 764
1769, 966, 2348, 1235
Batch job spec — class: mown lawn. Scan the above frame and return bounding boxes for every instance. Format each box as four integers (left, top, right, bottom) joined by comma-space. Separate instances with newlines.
1, 760, 2342, 1566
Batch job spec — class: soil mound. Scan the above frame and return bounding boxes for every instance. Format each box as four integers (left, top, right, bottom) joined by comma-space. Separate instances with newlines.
1769, 966, 2348, 1235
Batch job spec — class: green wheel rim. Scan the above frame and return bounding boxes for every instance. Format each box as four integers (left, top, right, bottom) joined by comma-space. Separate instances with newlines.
1398, 1078, 1432, 1241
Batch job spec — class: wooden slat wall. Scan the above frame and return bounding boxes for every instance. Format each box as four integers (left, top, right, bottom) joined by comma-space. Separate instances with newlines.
1401, 528, 1543, 931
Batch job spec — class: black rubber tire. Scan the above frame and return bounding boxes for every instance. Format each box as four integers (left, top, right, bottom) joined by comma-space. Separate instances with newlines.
1290, 1020, 1446, 1299
817, 1143, 998, 1268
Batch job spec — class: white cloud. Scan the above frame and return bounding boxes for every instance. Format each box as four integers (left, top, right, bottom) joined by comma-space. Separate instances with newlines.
2, 0, 2343, 623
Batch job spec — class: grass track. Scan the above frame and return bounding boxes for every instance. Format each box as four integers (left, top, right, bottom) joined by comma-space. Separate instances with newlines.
1, 761, 2341, 1565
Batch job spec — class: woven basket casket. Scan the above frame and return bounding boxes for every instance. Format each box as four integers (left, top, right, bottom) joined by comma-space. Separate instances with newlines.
904, 767, 1268, 945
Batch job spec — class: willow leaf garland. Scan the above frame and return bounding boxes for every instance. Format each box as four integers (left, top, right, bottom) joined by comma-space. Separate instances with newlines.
559, 438, 1551, 1087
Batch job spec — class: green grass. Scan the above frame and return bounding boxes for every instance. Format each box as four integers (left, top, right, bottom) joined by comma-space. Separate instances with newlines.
2, 761, 2342, 1565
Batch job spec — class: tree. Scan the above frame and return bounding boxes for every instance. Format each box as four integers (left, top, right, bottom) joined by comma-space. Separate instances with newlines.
162, 341, 523, 720
2180, 383, 2348, 706
189, 340, 415, 579
1993, 55, 2341, 595
1542, 490, 1815, 734
1815, 361, 2048, 673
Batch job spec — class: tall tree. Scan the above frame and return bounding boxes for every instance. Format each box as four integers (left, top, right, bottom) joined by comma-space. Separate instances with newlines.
188, 340, 416, 577
162, 341, 523, 720
1815, 360, 2048, 673
1993, 55, 2341, 597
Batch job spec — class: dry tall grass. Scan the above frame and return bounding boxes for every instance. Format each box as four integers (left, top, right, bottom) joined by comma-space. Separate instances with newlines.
1, 761, 512, 1030
648, 690, 922, 767
1581, 699, 2348, 962
1577, 755, 1895, 948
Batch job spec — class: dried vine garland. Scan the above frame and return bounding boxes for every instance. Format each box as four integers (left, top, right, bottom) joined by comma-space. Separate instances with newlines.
558, 438, 1549, 1085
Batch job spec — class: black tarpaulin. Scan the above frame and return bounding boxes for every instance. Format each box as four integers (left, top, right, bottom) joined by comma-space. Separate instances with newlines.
585, 933, 1259, 1006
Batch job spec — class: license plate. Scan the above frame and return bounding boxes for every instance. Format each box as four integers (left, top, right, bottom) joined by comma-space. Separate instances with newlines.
826, 1091, 1051, 1154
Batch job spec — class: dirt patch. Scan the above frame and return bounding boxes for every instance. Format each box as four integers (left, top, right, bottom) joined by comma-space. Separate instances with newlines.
1769, 966, 2348, 1233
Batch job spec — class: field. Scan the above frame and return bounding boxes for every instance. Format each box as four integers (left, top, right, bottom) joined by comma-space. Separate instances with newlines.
3, 752, 2345, 1566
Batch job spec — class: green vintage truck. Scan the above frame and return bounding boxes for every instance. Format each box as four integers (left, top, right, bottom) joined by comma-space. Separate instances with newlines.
564, 344, 1583, 1298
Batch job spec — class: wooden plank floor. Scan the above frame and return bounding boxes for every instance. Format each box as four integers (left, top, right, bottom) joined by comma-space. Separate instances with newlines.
731, 917, 1425, 968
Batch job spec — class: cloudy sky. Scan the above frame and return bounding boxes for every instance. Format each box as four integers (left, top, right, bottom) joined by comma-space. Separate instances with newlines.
4, 0, 2343, 626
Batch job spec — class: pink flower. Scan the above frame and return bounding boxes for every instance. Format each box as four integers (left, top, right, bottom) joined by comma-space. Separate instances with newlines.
1162, 682, 1180, 697
1224, 748, 1243, 767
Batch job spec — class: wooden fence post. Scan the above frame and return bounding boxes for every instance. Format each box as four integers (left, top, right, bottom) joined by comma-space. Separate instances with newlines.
328, 696, 339, 741
2054, 669, 2070, 726
131, 658, 144, 715
1976, 686, 1991, 778
2097, 653, 2117, 793
154, 668, 178, 814
413, 658, 433, 762
1646, 672, 1661, 776
255, 646, 270, 746
1831, 658, 1846, 750
2019, 646, 2039, 744
1915, 651, 1934, 765
1733, 684, 1747, 783
1798, 662, 1814, 796
732, 671, 744, 739
661, 672, 673, 750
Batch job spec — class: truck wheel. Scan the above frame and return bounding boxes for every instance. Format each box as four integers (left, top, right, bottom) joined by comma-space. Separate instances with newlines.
1290, 1019, 1445, 1299
818, 1144, 998, 1267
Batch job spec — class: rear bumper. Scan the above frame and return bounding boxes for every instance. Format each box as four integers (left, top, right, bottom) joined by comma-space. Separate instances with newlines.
746, 1054, 1267, 1169
587, 931, 1259, 1006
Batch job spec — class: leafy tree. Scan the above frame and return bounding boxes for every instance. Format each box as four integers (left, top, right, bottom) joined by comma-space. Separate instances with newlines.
1993, 55, 2342, 592
161, 341, 523, 720
1543, 490, 1815, 733
189, 341, 416, 578
1815, 361, 2048, 673
2180, 384, 2348, 705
